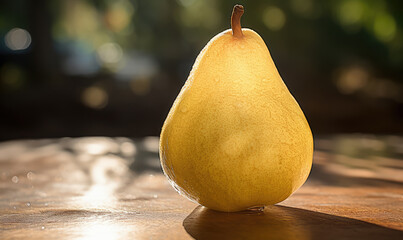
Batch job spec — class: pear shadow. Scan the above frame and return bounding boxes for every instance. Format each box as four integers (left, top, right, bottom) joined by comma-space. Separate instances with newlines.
183, 205, 403, 240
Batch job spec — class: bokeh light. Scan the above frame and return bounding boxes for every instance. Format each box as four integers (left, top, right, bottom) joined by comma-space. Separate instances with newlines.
263, 6, 286, 31
104, 0, 134, 33
178, 0, 221, 29
5, 28, 31, 51
97, 42, 123, 65
130, 77, 151, 96
0, 64, 25, 90
56, 0, 99, 41
373, 12, 396, 42
81, 86, 109, 109
335, 66, 369, 95
337, 0, 365, 26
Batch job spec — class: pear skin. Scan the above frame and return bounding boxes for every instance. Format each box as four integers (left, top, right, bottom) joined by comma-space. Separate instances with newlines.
160, 5, 313, 212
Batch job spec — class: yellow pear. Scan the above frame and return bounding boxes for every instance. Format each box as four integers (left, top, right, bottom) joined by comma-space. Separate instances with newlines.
159, 5, 313, 212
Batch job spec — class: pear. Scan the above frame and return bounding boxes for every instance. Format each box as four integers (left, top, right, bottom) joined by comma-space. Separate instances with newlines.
160, 5, 313, 212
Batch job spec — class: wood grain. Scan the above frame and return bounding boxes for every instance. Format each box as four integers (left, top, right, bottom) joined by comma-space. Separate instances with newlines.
0, 135, 402, 239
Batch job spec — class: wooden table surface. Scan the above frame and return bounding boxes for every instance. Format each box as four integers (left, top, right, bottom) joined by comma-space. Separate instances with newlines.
0, 135, 402, 239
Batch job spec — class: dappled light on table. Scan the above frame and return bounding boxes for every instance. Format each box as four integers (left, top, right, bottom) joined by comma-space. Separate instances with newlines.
0, 135, 402, 239
76, 220, 129, 240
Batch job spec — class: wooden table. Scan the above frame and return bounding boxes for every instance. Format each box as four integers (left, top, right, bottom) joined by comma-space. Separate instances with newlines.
0, 135, 402, 239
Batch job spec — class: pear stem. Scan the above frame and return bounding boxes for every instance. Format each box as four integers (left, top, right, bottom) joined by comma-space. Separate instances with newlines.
231, 5, 244, 38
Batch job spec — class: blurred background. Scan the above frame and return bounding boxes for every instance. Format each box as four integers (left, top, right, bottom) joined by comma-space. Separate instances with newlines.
0, 0, 402, 140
